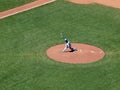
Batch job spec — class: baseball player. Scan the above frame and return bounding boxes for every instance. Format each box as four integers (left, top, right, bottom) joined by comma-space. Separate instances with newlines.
61, 35, 76, 52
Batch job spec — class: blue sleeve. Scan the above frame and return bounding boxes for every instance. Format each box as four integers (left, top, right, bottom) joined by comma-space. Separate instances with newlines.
61, 35, 66, 39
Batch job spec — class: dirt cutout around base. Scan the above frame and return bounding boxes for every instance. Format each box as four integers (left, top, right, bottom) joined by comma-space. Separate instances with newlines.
46, 43, 105, 64
68, 0, 120, 9
68, 0, 93, 4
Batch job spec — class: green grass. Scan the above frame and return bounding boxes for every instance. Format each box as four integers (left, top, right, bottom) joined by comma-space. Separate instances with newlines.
0, 0, 34, 12
0, 0, 120, 90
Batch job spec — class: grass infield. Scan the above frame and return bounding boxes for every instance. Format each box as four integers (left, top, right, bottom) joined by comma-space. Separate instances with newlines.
0, 0, 120, 90
0, 0, 34, 12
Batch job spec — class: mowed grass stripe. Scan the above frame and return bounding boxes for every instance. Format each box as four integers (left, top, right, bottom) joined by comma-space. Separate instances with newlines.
0, 0, 35, 12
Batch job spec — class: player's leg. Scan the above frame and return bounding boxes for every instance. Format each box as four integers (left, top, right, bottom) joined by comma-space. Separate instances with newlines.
69, 44, 77, 52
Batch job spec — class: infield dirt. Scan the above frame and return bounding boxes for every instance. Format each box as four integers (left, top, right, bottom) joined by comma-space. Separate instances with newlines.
68, 0, 120, 9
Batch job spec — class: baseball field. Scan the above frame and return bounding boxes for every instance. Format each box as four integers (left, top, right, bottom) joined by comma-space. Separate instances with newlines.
0, 0, 120, 90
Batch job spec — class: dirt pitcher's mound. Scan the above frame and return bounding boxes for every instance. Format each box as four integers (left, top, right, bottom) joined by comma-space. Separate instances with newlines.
46, 43, 105, 64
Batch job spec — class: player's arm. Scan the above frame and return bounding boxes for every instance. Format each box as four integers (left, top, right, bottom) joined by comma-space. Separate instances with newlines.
62, 44, 67, 52
60, 33, 67, 41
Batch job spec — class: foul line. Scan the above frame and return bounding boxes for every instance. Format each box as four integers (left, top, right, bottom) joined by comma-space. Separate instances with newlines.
0, 0, 56, 19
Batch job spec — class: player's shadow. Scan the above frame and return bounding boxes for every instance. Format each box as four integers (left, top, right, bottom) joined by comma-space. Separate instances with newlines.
69, 49, 77, 52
